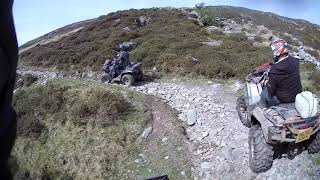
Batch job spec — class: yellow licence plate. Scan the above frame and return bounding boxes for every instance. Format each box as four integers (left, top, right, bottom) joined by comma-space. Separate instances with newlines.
296, 128, 313, 143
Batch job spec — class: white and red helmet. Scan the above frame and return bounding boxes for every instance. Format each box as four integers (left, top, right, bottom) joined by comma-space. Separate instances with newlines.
269, 36, 289, 58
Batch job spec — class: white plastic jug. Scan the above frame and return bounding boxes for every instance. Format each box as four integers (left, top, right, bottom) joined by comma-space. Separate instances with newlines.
295, 91, 318, 118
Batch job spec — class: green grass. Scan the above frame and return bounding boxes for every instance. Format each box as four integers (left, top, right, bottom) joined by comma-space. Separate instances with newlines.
313, 155, 320, 165
12, 79, 149, 179
300, 63, 320, 96
12, 78, 192, 179
15, 74, 38, 89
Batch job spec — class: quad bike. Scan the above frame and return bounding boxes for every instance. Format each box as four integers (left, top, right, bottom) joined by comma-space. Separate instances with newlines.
101, 62, 143, 86
236, 63, 320, 173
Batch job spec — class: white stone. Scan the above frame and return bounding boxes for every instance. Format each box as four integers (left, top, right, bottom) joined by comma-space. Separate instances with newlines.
141, 126, 152, 139
200, 162, 213, 169
202, 131, 209, 138
162, 137, 168, 142
187, 109, 197, 126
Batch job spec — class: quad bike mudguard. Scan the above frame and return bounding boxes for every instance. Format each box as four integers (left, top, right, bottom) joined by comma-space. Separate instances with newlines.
251, 107, 273, 141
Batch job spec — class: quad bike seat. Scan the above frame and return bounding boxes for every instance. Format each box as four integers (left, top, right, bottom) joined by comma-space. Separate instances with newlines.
263, 103, 300, 126
277, 103, 295, 109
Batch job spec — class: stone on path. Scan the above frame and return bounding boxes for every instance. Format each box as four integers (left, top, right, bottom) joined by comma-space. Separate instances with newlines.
187, 109, 197, 126
141, 126, 152, 139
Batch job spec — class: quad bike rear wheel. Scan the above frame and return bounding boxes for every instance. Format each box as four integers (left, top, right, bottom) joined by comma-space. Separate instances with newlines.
101, 73, 112, 83
236, 95, 251, 127
249, 125, 274, 173
307, 132, 320, 154
137, 70, 144, 81
121, 74, 135, 86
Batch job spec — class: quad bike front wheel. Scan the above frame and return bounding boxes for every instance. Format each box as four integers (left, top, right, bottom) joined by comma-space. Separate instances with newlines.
236, 95, 251, 127
249, 125, 274, 173
307, 132, 320, 154
101, 73, 112, 83
121, 74, 135, 86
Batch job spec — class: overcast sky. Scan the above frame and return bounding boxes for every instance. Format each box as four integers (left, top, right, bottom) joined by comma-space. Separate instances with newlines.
13, 0, 320, 45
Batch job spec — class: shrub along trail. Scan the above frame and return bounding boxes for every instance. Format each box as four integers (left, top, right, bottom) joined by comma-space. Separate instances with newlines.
130, 81, 320, 179
16, 68, 320, 179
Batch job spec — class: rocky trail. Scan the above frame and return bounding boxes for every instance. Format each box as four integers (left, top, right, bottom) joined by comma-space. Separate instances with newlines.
16, 68, 320, 179
131, 81, 320, 179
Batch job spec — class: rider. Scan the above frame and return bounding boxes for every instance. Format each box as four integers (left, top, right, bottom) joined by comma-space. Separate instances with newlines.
113, 50, 131, 74
260, 36, 302, 107
103, 49, 131, 78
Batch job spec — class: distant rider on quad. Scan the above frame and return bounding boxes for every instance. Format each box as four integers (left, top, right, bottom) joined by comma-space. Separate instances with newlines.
114, 50, 131, 72
102, 50, 131, 78
260, 36, 302, 107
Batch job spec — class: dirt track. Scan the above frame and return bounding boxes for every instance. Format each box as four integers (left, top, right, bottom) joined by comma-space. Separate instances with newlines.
131, 80, 320, 179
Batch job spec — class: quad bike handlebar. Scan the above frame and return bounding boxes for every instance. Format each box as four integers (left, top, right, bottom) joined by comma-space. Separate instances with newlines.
246, 67, 270, 88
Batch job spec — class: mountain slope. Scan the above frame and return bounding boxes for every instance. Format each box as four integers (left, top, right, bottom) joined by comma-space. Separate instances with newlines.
19, 6, 320, 79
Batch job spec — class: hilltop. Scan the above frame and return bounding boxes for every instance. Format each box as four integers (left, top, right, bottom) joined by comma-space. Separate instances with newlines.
18, 6, 320, 79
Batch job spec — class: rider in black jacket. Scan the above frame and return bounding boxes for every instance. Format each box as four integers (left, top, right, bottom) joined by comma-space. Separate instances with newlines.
260, 37, 302, 107
0, 0, 18, 179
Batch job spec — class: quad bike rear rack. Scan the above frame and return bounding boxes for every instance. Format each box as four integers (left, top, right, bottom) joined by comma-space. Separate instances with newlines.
268, 115, 320, 143
268, 124, 320, 143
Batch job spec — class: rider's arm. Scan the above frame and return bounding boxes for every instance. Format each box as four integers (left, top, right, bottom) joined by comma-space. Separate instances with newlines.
266, 71, 278, 97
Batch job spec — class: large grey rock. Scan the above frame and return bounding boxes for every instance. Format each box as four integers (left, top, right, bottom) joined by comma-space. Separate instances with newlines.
187, 109, 197, 126
206, 26, 221, 34
191, 56, 199, 62
200, 162, 214, 169
119, 41, 135, 51
87, 71, 94, 78
178, 113, 187, 122
141, 126, 153, 139
217, 161, 235, 174
232, 148, 243, 158
200, 40, 223, 47
187, 16, 204, 26
189, 10, 200, 19
122, 27, 131, 31
136, 16, 152, 27
147, 88, 157, 94
225, 148, 235, 161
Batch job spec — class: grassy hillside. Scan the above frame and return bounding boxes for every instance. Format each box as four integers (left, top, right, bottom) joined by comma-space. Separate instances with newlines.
12, 79, 191, 179
300, 63, 320, 95
199, 6, 320, 50
19, 8, 273, 79
19, 19, 95, 51
19, 6, 320, 81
